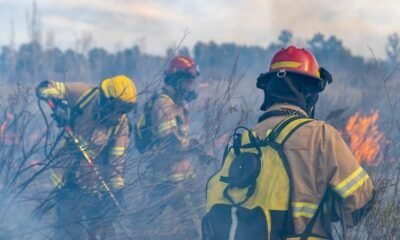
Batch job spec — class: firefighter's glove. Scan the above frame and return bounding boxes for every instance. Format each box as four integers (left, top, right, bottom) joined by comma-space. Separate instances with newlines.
50, 99, 70, 127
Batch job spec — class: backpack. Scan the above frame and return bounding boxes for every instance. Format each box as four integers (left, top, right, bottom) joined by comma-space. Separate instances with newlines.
134, 95, 160, 153
202, 116, 329, 240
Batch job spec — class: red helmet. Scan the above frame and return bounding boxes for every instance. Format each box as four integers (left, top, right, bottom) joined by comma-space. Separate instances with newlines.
263, 46, 322, 81
165, 56, 199, 78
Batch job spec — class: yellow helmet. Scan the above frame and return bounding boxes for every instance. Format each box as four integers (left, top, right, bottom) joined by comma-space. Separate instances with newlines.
100, 75, 137, 104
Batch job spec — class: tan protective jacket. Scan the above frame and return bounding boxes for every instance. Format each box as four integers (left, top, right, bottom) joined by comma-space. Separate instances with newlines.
38, 81, 129, 192
253, 103, 374, 237
148, 86, 193, 181
150, 86, 190, 149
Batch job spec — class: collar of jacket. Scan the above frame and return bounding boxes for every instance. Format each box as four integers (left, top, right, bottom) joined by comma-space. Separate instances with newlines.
262, 103, 309, 119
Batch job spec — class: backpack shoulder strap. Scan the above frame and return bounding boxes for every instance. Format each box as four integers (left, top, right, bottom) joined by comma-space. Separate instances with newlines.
73, 87, 99, 114
68, 87, 98, 128
267, 116, 313, 146
264, 116, 313, 236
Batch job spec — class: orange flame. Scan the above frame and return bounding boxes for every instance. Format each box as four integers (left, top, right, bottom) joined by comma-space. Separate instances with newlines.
344, 110, 384, 164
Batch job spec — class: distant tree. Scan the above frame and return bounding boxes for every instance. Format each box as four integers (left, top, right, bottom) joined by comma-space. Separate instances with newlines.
75, 32, 94, 57
166, 48, 175, 59
88, 48, 111, 79
25, 0, 42, 45
386, 33, 400, 65
45, 29, 56, 50
178, 47, 191, 57
278, 30, 293, 47
16, 42, 44, 82
308, 33, 325, 53
45, 47, 65, 74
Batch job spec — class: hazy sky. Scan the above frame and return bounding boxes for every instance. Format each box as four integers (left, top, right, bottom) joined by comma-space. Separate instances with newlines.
0, 0, 399, 58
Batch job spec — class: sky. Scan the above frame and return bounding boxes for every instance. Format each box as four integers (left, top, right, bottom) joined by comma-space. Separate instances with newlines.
0, 0, 399, 58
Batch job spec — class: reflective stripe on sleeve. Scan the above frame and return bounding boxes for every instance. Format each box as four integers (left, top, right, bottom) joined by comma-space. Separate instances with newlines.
55, 82, 66, 96
41, 82, 66, 98
292, 202, 318, 218
49, 169, 63, 189
169, 169, 195, 182
333, 167, 370, 198
41, 88, 60, 98
158, 119, 177, 133
111, 147, 125, 156
111, 176, 125, 189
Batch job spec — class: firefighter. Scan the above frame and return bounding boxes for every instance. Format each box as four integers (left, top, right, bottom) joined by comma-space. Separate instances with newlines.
35, 75, 137, 239
135, 55, 200, 181
203, 46, 375, 239
134, 56, 202, 238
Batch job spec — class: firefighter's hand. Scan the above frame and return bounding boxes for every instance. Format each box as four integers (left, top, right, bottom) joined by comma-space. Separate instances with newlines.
51, 104, 69, 127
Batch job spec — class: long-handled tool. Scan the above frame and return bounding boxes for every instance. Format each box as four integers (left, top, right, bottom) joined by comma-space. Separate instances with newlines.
48, 99, 123, 211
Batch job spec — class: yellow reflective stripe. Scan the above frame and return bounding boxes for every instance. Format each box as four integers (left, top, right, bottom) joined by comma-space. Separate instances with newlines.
333, 167, 369, 198
76, 88, 99, 110
334, 167, 363, 190
111, 147, 125, 156
170, 169, 195, 182
136, 115, 146, 138
292, 202, 318, 218
55, 82, 66, 97
159, 93, 173, 101
270, 61, 302, 70
265, 129, 272, 137
158, 119, 177, 133
41, 82, 66, 98
342, 174, 369, 198
111, 176, 125, 189
275, 118, 313, 144
49, 170, 62, 188
41, 88, 59, 98
113, 114, 127, 135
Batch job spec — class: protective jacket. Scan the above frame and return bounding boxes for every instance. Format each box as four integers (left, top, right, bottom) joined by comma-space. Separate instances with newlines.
136, 85, 193, 182
38, 81, 129, 192
150, 86, 190, 149
204, 103, 374, 239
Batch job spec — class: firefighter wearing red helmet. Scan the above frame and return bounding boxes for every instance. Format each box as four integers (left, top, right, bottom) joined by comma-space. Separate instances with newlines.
134, 56, 202, 238
203, 46, 374, 239
164, 55, 200, 102
135, 55, 200, 160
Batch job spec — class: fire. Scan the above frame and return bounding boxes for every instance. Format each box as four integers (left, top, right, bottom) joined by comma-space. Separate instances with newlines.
344, 110, 384, 164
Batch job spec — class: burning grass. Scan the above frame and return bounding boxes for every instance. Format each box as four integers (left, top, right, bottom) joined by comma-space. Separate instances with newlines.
344, 110, 385, 165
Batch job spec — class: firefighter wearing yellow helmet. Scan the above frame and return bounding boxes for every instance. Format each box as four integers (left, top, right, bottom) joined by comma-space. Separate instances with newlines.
35, 75, 137, 239
203, 46, 375, 239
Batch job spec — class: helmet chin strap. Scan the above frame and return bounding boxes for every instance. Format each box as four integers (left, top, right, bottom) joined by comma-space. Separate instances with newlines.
305, 93, 319, 118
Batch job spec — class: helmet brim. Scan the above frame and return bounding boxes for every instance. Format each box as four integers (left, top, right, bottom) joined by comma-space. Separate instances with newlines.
257, 70, 325, 92
263, 70, 323, 82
